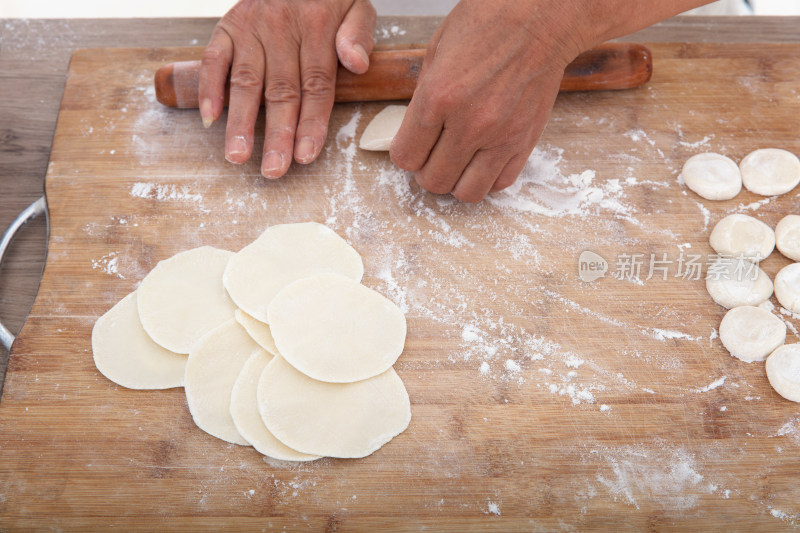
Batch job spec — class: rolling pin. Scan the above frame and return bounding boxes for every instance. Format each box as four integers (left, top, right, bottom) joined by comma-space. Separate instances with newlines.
155, 42, 652, 108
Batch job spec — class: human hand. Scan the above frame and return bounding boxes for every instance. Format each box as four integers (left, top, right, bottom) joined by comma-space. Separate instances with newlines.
199, 0, 377, 177
389, 0, 584, 203
390, 0, 712, 202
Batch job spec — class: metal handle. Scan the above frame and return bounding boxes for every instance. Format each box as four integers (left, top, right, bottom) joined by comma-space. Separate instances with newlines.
0, 196, 47, 351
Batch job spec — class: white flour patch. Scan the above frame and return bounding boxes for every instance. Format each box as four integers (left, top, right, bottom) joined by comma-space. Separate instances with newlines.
486, 501, 501, 516
694, 201, 711, 231
130, 182, 206, 211
485, 146, 637, 223
773, 417, 800, 446
769, 508, 799, 526
697, 376, 726, 393
593, 444, 714, 511
733, 197, 774, 213
91, 252, 124, 279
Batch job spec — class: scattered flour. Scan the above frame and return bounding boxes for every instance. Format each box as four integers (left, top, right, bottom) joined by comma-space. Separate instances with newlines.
486, 501, 501, 516
593, 444, 715, 511
91, 252, 124, 279
697, 377, 726, 393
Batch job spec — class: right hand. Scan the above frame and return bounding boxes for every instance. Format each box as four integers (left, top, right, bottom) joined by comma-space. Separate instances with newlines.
198, 0, 377, 177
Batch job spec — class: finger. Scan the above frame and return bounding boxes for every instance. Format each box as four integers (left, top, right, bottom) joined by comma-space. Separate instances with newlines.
452, 149, 510, 203
491, 153, 528, 193
261, 38, 301, 178
295, 26, 338, 165
335, 0, 377, 74
414, 126, 474, 195
389, 26, 445, 172
224, 40, 265, 164
198, 28, 233, 128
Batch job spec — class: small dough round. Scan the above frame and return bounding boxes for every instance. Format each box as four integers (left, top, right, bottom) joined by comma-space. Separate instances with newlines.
92, 291, 187, 389
774, 263, 800, 313
719, 306, 786, 362
223, 222, 364, 323
257, 356, 411, 458
359, 105, 407, 151
706, 256, 773, 309
268, 274, 406, 383
234, 309, 278, 356
230, 350, 320, 461
184, 319, 258, 445
137, 246, 236, 354
681, 152, 742, 200
739, 148, 800, 196
766, 344, 800, 403
775, 215, 800, 261
709, 214, 775, 260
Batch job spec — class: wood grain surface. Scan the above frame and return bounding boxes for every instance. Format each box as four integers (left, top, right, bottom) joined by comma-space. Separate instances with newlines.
2, 40, 800, 530
3, 14, 800, 391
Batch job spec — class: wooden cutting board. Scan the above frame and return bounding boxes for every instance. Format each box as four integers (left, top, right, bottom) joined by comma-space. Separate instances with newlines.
2, 43, 800, 530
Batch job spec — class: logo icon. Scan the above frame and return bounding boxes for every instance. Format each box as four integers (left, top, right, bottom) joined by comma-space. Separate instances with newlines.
578, 250, 608, 282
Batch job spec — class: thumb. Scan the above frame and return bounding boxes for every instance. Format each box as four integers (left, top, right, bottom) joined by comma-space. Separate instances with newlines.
335, 0, 377, 75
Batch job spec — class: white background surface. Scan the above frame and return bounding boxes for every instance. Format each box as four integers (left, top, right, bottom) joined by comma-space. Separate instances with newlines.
0, 0, 798, 18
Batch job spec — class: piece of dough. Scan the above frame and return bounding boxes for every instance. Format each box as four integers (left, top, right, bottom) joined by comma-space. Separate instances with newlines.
774, 263, 800, 313
257, 356, 411, 458
706, 256, 773, 309
775, 214, 800, 261
234, 309, 278, 356
223, 222, 364, 323
137, 246, 236, 354
739, 148, 800, 196
184, 319, 257, 445
359, 105, 407, 151
230, 350, 320, 461
268, 274, 406, 383
680, 152, 742, 200
709, 213, 775, 260
719, 306, 786, 362
766, 344, 800, 403
92, 291, 187, 389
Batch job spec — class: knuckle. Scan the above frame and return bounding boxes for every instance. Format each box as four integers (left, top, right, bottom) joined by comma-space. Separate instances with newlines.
301, 67, 335, 98
201, 45, 226, 66
389, 147, 420, 172
453, 188, 484, 204
416, 171, 454, 195
265, 77, 301, 104
230, 66, 263, 91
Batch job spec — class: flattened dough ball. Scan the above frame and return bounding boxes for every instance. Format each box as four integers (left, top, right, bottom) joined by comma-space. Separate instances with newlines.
359, 105, 407, 151
766, 344, 800, 403
774, 263, 800, 313
719, 306, 786, 362
775, 215, 800, 261
230, 350, 320, 461
709, 214, 775, 260
739, 148, 800, 196
137, 246, 236, 354
706, 256, 773, 309
257, 356, 411, 458
184, 319, 258, 445
223, 222, 364, 323
681, 152, 742, 200
92, 291, 187, 389
268, 274, 406, 383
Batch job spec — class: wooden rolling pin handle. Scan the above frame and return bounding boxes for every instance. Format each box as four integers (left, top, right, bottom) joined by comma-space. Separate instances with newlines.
155, 42, 652, 108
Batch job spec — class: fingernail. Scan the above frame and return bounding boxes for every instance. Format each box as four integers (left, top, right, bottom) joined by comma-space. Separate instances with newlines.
295, 137, 317, 164
225, 135, 248, 163
200, 99, 214, 128
262, 150, 285, 177
353, 43, 369, 68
